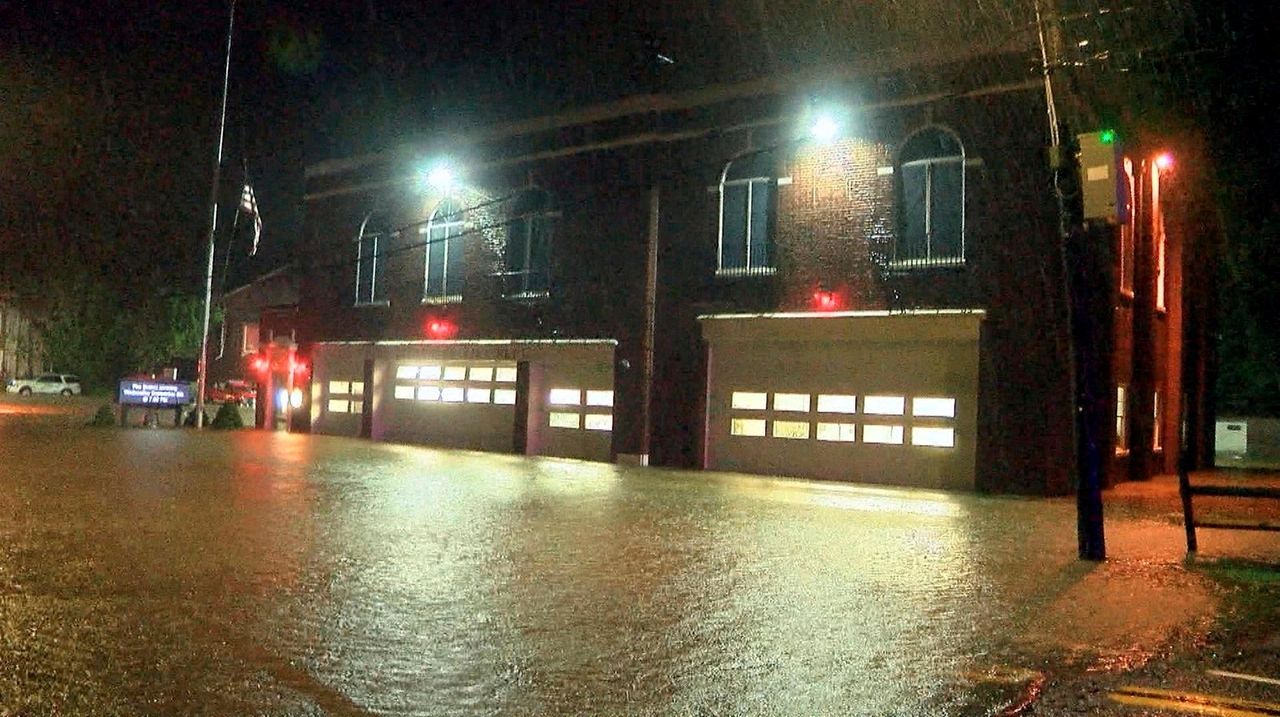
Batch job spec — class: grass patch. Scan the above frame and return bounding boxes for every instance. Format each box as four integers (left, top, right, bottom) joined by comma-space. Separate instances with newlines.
1192, 558, 1280, 586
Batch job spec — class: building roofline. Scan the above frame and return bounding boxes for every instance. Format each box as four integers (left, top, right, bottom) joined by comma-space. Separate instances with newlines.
303, 36, 1034, 182
222, 263, 296, 299
697, 308, 987, 321
303, 77, 1041, 203
312, 338, 619, 347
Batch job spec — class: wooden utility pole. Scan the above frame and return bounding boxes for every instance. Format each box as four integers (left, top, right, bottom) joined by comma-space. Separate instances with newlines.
1035, 0, 1105, 560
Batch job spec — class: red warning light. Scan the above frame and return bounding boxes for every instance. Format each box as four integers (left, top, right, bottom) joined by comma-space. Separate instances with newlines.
251, 356, 270, 374
426, 318, 457, 340
812, 290, 840, 311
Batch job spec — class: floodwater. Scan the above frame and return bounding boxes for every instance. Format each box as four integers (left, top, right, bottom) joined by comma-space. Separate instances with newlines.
0, 398, 1246, 715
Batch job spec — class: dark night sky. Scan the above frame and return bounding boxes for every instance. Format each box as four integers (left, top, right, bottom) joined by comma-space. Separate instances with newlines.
1, 0, 1274, 293
4, 0, 810, 288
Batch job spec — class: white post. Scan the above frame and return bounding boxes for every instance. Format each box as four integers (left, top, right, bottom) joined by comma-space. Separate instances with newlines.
196, 0, 237, 429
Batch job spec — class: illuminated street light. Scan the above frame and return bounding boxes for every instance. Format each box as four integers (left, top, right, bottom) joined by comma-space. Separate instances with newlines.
809, 114, 840, 144
421, 162, 457, 191
1155, 152, 1174, 170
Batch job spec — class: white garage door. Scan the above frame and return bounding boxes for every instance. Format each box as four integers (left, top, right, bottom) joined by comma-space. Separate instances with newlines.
701, 311, 983, 490
384, 359, 520, 453
311, 340, 616, 462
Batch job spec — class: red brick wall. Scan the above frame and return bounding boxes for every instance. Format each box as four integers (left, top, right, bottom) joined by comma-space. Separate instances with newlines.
299, 88, 1084, 493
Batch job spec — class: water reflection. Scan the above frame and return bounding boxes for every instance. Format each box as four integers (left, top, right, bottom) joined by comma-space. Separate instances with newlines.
0, 420, 1141, 715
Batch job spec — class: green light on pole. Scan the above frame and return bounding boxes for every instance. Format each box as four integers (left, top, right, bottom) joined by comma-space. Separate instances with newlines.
1099, 128, 1117, 145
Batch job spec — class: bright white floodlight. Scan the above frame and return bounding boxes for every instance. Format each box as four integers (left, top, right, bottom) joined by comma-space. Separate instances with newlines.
810, 114, 840, 143
421, 162, 456, 191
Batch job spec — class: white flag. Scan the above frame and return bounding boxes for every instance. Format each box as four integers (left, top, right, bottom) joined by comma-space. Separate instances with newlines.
240, 183, 262, 256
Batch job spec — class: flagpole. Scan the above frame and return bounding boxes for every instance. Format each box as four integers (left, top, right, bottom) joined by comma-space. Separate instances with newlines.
220, 200, 242, 294
196, 0, 237, 429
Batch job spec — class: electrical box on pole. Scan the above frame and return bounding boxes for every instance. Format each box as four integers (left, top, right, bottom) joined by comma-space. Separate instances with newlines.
1078, 130, 1124, 222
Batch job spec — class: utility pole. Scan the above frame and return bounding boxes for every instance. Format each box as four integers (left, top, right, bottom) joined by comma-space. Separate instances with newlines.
1034, 0, 1105, 560
195, 0, 238, 429
639, 184, 660, 465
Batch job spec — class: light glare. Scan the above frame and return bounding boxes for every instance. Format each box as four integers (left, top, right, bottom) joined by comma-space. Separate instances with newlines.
422, 163, 456, 191
810, 115, 840, 143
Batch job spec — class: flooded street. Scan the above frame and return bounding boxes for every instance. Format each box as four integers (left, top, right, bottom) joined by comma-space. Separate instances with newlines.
1, 399, 1274, 715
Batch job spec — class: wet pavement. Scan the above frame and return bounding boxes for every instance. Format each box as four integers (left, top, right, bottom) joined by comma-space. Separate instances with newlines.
2, 396, 1279, 715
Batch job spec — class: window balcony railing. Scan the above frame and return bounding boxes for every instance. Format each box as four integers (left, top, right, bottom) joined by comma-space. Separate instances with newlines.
886, 255, 966, 271
715, 265, 777, 279
421, 293, 463, 306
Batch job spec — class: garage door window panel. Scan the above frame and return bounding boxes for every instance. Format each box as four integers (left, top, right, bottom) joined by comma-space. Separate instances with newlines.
417, 386, 441, 401
773, 393, 811, 412
440, 387, 465, 402
731, 392, 768, 410
731, 418, 767, 437
494, 367, 518, 383
325, 380, 364, 414
816, 422, 857, 442
911, 426, 955, 448
817, 394, 857, 414
772, 420, 810, 439
864, 395, 906, 416
912, 397, 955, 418
549, 388, 582, 406
864, 424, 905, 444
586, 390, 614, 407
442, 365, 467, 381
549, 412, 580, 429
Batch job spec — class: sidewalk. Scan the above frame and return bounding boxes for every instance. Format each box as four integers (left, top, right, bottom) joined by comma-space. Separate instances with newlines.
1108, 469, 1280, 541
1020, 471, 1280, 715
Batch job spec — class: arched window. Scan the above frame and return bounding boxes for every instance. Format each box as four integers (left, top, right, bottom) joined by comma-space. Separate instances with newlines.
422, 198, 465, 302
354, 211, 390, 305
896, 127, 965, 266
503, 189, 553, 298
718, 150, 777, 275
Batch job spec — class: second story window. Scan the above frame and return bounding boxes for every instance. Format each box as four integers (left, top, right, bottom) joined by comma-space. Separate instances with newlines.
422, 198, 465, 303
718, 151, 777, 276
503, 189, 553, 299
1119, 157, 1135, 297
896, 127, 965, 267
1153, 164, 1167, 312
354, 212, 390, 306
241, 322, 258, 355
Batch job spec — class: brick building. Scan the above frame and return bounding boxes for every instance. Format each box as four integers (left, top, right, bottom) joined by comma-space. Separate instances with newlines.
208, 264, 300, 388
289, 18, 1210, 493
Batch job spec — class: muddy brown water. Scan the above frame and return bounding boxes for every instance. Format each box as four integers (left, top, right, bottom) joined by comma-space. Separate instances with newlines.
0, 402, 1246, 715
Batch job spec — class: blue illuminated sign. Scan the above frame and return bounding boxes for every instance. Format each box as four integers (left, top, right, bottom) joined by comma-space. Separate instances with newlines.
117, 380, 192, 407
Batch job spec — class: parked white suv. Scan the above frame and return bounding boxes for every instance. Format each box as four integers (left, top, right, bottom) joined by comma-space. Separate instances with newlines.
6, 373, 82, 396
